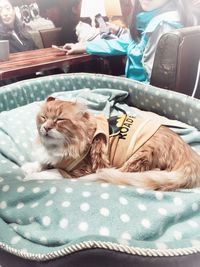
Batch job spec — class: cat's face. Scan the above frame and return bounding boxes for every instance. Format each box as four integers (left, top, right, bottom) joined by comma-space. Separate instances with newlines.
36, 98, 95, 157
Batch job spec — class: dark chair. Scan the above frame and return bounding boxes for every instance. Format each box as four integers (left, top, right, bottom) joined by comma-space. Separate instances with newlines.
150, 26, 200, 98
39, 27, 62, 48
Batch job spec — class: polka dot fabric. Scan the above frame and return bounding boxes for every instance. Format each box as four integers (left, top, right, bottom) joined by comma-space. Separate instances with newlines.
0, 73, 200, 255
1, 175, 200, 254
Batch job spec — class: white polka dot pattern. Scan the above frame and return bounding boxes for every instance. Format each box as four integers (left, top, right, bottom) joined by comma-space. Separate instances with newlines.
0, 74, 200, 255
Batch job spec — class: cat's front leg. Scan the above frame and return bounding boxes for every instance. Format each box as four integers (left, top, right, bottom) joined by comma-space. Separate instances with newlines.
21, 162, 63, 180
90, 134, 110, 171
25, 169, 63, 180
21, 161, 42, 176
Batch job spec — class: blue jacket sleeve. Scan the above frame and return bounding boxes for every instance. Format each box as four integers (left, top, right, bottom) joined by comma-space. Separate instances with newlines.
86, 36, 130, 56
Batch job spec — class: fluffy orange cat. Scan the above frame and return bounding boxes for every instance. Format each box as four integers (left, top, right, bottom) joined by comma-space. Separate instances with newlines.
22, 97, 200, 191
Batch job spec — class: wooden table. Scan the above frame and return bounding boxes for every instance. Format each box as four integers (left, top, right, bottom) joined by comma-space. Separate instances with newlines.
0, 47, 96, 80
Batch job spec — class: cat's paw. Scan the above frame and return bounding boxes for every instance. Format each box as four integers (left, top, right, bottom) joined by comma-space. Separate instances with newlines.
24, 169, 63, 181
21, 162, 42, 176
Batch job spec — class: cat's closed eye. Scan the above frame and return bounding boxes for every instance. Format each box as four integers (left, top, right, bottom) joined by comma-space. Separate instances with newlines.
40, 115, 46, 121
56, 118, 66, 122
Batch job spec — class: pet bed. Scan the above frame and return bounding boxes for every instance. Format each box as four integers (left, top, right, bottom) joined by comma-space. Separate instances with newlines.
0, 73, 200, 267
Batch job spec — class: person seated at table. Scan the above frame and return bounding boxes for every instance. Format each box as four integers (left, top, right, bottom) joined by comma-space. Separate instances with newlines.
60, 0, 92, 44
0, 0, 37, 53
63, 0, 199, 83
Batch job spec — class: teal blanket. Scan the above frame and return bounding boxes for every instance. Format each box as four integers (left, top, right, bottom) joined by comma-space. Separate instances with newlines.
0, 88, 200, 260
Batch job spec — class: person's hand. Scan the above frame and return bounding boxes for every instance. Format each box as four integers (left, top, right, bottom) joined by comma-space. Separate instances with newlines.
63, 42, 87, 55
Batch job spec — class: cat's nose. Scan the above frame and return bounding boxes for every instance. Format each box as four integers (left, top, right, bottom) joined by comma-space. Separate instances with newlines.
44, 126, 52, 132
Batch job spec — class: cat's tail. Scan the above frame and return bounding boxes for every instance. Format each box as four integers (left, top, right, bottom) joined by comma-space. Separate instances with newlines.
81, 168, 200, 191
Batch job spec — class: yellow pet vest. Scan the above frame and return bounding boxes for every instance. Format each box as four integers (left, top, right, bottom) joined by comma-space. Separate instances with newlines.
94, 114, 161, 168
58, 114, 161, 172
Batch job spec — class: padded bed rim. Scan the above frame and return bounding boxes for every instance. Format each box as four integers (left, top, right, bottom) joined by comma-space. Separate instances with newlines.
1, 247, 200, 267
0, 240, 200, 262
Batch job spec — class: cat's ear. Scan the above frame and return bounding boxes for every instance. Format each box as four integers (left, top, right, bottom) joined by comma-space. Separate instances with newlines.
83, 111, 90, 120
46, 96, 56, 102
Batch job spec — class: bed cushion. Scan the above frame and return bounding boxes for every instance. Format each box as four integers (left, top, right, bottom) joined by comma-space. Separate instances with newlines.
0, 73, 200, 263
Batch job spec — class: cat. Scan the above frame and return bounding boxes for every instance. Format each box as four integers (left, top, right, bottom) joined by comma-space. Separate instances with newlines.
22, 97, 200, 191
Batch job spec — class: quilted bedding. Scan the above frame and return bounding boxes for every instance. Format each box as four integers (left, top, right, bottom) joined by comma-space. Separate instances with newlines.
0, 73, 200, 261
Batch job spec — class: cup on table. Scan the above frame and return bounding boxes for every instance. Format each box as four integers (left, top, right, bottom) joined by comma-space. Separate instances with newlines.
0, 40, 9, 61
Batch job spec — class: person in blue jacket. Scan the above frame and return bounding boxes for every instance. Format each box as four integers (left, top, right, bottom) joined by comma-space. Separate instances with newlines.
63, 0, 198, 82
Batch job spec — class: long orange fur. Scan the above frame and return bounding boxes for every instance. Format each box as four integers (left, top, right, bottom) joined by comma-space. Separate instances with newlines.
36, 97, 200, 191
